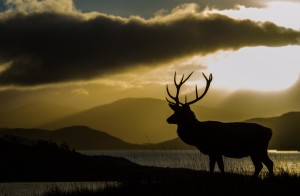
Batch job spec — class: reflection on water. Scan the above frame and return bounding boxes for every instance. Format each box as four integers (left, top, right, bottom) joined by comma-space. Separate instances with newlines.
1, 150, 299, 196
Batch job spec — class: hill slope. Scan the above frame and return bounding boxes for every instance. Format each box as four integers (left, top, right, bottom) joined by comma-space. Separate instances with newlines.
0, 102, 78, 128
41, 98, 175, 143
0, 135, 146, 182
0, 126, 142, 150
0, 125, 194, 150
1, 98, 299, 149
246, 112, 300, 150
41, 98, 250, 143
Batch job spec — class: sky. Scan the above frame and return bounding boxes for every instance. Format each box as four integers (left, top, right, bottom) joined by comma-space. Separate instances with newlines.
0, 0, 299, 114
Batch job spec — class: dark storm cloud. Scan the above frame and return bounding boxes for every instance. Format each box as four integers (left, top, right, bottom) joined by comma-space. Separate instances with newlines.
0, 11, 299, 86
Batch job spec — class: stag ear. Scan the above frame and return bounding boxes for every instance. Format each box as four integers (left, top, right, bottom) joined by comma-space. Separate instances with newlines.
182, 104, 190, 109
169, 103, 177, 111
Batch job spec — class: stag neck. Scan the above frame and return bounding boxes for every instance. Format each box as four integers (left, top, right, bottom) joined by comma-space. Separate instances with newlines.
176, 118, 201, 146
177, 113, 199, 126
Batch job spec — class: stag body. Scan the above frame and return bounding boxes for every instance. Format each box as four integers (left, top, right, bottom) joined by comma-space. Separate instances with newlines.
166, 72, 274, 177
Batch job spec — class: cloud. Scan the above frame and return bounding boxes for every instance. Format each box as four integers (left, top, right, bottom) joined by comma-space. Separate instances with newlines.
210, 1, 300, 30
0, 1, 299, 86
4, 0, 77, 14
71, 88, 90, 96
74, 0, 266, 18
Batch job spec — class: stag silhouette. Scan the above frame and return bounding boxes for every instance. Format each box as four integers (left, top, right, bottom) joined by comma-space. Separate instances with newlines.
166, 71, 274, 177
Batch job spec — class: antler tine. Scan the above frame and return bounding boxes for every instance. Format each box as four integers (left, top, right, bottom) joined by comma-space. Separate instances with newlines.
166, 71, 195, 106
186, 72, 213, 106
182, 71, 194, 84
165, 97, 175, 104
174, 71, 177, 86
174, 71, 194, 87
166, 84, 177, 101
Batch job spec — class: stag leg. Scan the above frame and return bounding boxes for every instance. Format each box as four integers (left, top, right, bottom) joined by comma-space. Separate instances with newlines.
261, 154, 274, 176
250, 156, 263, 177
216, 155, 224, 174
209, 155, 216, 174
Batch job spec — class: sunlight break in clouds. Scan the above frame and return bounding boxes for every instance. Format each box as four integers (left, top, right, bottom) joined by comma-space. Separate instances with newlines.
206, 46, 300, 91
71, 88, 90, 96
211, 1, 300, 30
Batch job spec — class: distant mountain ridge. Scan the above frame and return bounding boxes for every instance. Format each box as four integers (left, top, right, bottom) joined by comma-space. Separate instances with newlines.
0, 121, 299, 150
246, 112, 300, 150
0, 125, 192, 150
41, 98, 177, 143
0, 126, 141, 150
0, 102, 78, 128
40, 98, 253, 143
0, 98, 299, 149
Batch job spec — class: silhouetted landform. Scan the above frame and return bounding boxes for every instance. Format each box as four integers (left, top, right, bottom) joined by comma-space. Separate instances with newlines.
0, 135, 198, 182
40, 98, 250, 144
0, 134, 135, 181
154, 137, 194, 150
0, 135, 253, 183
0, 102, 78, 128
0, 126, 143, 150
2, 98, 299, 147
2, 136, 298, 195
1, 121, 300, 150
45, 173, 300, 196
246, 112, 300, 150
38, 98, 300, 146
0, 126, 191, 150
217, 75, 300, 120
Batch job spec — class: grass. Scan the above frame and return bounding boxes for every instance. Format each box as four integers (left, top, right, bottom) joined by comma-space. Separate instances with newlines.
43, 150, 299, 195
44, 170, 300, 196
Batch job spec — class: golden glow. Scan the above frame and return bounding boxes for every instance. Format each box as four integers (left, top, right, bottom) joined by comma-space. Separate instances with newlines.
0, 62, 11, 73
211, 1, 300, 30
206, 46, 300, 91
127, 1, 300, 92
71, 88, 90, 96
110, 44, 300, 92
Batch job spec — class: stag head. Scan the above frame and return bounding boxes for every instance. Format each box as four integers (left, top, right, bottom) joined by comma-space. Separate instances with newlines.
166, 71, 213, 125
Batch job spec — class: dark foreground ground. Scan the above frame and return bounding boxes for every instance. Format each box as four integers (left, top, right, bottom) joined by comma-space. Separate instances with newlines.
1, 135, 299, 195
45, 172, 299, 196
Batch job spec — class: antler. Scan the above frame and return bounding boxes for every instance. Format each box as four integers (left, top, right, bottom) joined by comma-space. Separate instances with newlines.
185, 73, 213, 105
166, 71, 194, 106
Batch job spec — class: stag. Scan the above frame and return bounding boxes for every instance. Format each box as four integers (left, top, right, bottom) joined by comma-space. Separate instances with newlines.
166, 71, 274, 177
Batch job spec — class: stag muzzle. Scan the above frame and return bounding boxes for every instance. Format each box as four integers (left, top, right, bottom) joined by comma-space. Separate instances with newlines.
167, 115, 176, 124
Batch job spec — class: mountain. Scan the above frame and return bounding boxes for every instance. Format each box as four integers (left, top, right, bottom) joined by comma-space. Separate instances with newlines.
1, 122, 299, 150
2, 97, 299, 149
41, 98, 175, 144
217, 76, 300, 120
0, 125, 193, 150
0, 102, 78, 128
0, 126, 143, 150
246, 112, 300, 150
0, 135, 145, 182
154, 137, 195, 150
41, 98, 250, 144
